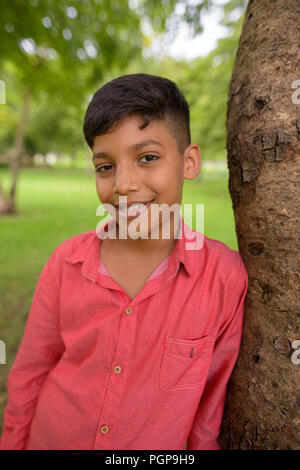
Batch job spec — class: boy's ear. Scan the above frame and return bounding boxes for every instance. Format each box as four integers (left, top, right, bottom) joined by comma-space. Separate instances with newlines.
183, 143, 201, 180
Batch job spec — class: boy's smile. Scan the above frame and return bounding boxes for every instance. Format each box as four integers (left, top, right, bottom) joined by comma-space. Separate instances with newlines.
92, 114, 201, 250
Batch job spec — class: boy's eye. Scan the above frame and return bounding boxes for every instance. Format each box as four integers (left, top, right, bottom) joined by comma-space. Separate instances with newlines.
95, 155, 158, 173
140, 154, 159, 163
95, 164, 113, 173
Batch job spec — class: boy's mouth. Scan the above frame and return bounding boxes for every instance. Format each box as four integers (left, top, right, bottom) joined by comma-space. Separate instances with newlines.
115, 199, 155, 218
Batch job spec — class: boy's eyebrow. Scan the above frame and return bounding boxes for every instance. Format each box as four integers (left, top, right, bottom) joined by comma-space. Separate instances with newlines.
92, 140, 162, 160
133, 139, 163, 150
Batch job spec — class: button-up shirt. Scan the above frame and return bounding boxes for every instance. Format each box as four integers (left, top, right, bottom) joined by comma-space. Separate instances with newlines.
0, 215, 248, 450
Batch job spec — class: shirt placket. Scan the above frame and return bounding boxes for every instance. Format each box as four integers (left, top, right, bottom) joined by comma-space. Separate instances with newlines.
93, 296, 138, 449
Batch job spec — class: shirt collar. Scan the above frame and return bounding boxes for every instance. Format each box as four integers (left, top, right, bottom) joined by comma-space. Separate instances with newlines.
65, 214, 202, 282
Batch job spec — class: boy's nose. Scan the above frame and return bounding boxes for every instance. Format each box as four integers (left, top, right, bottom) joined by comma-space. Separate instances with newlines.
113, 165, 140, 194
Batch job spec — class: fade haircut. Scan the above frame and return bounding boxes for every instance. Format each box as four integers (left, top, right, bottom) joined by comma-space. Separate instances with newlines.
83, 73, 191, 154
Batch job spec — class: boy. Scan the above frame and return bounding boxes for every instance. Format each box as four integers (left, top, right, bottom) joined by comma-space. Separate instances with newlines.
0, 74, 248, 450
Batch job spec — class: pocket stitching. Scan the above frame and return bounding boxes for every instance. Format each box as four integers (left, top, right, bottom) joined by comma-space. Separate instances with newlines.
165, 348, 213, 360
160, 335, 215, 392
165, 336, 215, 359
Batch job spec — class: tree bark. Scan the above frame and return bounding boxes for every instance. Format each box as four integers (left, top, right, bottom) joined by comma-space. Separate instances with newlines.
0, 85, 31, 215
219, 0, 300, 450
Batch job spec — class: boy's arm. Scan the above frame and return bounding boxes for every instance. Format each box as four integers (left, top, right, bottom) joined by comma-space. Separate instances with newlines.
0, 252, 65, 450
187, 256, 248, 450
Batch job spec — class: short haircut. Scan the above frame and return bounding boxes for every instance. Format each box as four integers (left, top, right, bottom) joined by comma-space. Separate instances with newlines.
83, 73, 191, 153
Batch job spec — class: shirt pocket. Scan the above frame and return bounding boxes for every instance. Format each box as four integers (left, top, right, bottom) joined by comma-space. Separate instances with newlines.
159, 335, 215, 392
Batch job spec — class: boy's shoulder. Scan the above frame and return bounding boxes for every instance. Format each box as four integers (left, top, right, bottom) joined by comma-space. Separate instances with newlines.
196, 233, 247, 284
47, 229, 97, 268
182, 219, 245, 280
203, 234, 242, 264
194, 235, 248, 310
60, 229, 96, 251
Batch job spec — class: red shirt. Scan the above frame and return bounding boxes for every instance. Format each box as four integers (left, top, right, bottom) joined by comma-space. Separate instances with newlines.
0, 215, 248, 450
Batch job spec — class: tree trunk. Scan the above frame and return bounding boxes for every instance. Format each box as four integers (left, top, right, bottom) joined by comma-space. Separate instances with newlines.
219, 0, 300, 450
0, 85, 31, 215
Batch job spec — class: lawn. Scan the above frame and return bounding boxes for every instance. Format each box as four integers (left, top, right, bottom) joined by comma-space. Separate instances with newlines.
0, 165, 238, 434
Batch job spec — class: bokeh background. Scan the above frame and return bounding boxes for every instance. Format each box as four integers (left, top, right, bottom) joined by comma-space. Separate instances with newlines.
0, 0, 247, 433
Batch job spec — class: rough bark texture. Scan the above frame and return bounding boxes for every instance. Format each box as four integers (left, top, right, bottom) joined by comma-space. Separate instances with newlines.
218, 0, 300, 450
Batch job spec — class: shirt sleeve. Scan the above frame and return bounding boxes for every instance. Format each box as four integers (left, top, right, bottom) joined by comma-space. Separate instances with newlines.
187, 256, 248, 450
0, 252, 65, 450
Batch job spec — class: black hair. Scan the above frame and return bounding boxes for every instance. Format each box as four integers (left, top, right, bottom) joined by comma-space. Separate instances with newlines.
83, 73, 191, 153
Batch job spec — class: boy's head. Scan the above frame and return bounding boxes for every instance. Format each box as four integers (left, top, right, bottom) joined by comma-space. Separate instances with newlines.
83, 73, 190, 154
83, 73, 201, 240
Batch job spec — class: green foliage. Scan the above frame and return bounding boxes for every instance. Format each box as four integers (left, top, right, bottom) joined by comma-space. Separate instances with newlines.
0, 0, 148, 110
25, 99, 83, 155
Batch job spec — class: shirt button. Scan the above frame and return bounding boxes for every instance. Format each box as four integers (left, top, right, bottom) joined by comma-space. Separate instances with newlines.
125, 307, 133, 315
113, 365, 122, 374
100, 425, 109, 434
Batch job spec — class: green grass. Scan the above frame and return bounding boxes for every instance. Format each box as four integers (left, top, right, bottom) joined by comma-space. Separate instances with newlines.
0, 166, 237, 434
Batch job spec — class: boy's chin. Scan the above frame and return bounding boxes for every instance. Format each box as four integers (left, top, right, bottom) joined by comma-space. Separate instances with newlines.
115, 219, 160, 241
115, 215, 180, 241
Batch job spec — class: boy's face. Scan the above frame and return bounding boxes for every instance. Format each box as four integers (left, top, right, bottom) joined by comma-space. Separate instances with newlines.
92, 114, 200, 239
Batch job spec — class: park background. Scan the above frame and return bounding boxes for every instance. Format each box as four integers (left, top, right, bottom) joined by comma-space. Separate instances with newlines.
0, 0, 247, 434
